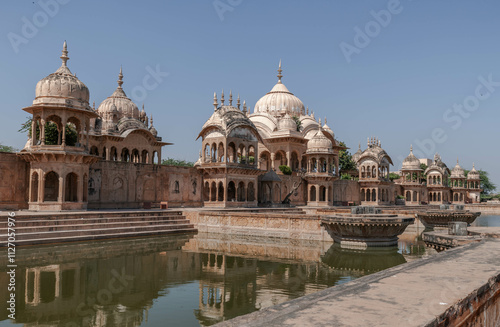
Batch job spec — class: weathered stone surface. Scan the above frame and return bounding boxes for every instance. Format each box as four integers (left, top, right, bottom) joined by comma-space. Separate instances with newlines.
216, 240, 500, 327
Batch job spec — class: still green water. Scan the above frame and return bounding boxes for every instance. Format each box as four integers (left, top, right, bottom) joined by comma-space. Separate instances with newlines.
6, 216, 499, 327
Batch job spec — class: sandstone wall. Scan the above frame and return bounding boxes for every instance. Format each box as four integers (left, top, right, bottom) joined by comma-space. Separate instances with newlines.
0, 152, 28, 210
88, 162, 203, 208
332, 180, 360, 205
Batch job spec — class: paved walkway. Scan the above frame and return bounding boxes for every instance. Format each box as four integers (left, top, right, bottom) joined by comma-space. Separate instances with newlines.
216, 239, 500, 326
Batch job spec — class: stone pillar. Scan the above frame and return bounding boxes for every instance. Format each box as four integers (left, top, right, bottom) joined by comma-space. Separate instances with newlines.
77, 175, 83, 202
39, 171, 45, 203
325, 187, 329, 204
209, 183, 213, 202
58, 175, 64, 203
31, 120, 36, 146
40, 119, 46, 145
215, 184, 219, 202
286, 151, 290, 167
62, 124, 67, 146
271, 153, 275, 171
105, 147, 110, 161
316, 185, 320, 203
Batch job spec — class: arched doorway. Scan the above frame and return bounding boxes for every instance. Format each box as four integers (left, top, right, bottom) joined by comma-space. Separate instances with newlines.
65, 173, 78, 202
44, 171, 59, 202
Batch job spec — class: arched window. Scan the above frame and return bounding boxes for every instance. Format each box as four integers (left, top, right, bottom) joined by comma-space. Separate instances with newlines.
65, 172, 78, 202
174, 181, 180, 194
218, 182, 224, 201
44, 171, 59, 202
211, 182, 217, 201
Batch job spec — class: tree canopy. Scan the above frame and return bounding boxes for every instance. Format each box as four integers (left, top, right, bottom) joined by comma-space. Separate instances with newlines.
0, 143, 16, 152
161, 158, 194, 167
19, 117, 77, 146
338, 141, 357, 173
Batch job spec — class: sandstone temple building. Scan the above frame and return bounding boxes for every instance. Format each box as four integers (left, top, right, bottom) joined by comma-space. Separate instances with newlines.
0, 43, 482, 211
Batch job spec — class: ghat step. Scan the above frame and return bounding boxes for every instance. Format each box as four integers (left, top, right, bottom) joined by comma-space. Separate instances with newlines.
0, 210, 197, 245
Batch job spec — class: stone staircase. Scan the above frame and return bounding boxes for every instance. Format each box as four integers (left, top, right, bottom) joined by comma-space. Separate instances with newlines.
0, 210, 197, 246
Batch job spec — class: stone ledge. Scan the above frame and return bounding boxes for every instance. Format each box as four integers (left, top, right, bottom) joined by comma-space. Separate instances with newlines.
215, 240, 500, 327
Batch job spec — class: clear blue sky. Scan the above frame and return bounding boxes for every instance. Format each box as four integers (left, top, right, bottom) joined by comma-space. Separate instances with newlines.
1, 0, 499, 188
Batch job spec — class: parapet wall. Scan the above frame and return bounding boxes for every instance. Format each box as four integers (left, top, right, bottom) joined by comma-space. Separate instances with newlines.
0, 152, 28, 210
185, 210, 333, 242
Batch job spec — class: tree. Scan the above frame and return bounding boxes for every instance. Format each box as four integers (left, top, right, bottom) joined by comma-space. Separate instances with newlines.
19, 117, 77, 146
291, 116, 302, 132
0, 143, 16, 152
161, 158, 194, 167
279, 165, 292, 175
464, 169, 496, 194
388, 173, 400, 181
420, 163, 428, 183
338, 141, 357, 173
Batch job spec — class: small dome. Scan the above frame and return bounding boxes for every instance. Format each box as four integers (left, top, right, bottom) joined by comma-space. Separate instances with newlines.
323, 122, 334, 137
277, 113, 297, 131
254, 61, 305, 117
402, 146, 421, 171
97, 67, 139, 119
352, 143, 362, 163
307, 128, 332, 153
468, 163, 480, 180
450, 160, 465, 179
34, 41, 90, 111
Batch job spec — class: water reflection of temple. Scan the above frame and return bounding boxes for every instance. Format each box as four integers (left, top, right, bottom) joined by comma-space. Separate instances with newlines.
0, 232, 431, 326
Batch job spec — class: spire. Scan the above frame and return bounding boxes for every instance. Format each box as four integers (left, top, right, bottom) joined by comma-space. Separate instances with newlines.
277, 59, 283, 83
118, 66, 124, 88
306, 107, 309, 115
410, 144, 413, 153
213, 92, 218, 111
60, 40, 69, 67
150, 114, 154, 127
358, 142, 361, 150
221, 89, 225, 105
141, 103, 145, 113
92, 101, 95, 110
367, 137, 370, 146
229, 90, 233, 106
318, 118, 322, 130
237, 93, 241, 109
243, 100, 247, 114
324, 117, 327, 125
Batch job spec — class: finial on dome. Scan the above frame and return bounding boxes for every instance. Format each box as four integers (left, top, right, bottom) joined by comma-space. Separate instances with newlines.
410, 144, 413, 153
229, 90, 233, 106
118, 66, 124, 88
213, 92, 218, 111
237, 94, 240, 109
324, 117, 327, 125
306, 107, 309, 115
457, 157, 459, 164
150, 114, 154, 126
92, 101, 95, 110
367, 137, 370, 146
221, 89, 225, 105
243, 99, 247, 113
358, 142, 361, 150
60, 40, 69, 67
378, 140, 381, 147
277, 59, 283, 83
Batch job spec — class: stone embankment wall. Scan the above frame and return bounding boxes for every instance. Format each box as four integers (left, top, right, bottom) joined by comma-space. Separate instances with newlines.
185, 211, 333, 242
0, 152, 28, 210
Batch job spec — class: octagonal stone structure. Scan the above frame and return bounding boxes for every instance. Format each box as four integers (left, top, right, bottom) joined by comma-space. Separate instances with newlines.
321, 211, 414, 249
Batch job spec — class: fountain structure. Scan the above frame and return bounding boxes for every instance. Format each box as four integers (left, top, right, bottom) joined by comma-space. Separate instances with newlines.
321, 206, 414, 249
416, 204, 481, 229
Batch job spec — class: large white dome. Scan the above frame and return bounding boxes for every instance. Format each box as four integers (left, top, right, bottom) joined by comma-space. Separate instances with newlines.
254, 61, 305, 117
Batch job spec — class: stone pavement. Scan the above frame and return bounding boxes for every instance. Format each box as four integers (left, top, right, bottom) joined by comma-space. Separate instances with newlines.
216, 239, 500, 326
